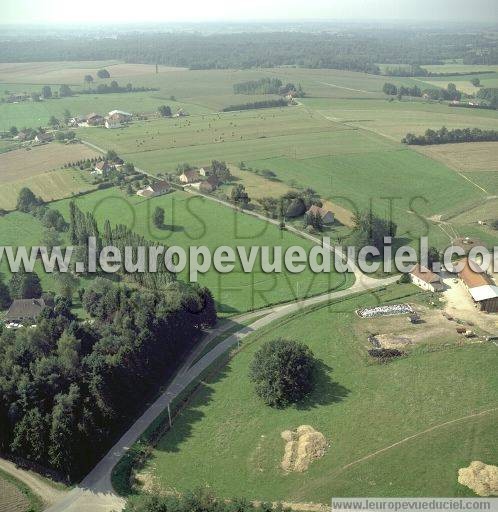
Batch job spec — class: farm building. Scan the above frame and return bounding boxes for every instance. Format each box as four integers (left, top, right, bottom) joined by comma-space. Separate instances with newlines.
4, 298, 46, 324
409, 264, 443, 292
34, 132, 53, 143
108, 110, 132, 120
136, 180, 171, 198
305, 205, 334, 224
86, 113, 105, 126
179, 169, 200, 184
458, 258, 498, 313
105, 113, 123, 129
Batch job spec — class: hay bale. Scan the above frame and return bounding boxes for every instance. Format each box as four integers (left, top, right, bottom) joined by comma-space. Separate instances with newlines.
458, 461, 498, 496
281, 425, 328, 472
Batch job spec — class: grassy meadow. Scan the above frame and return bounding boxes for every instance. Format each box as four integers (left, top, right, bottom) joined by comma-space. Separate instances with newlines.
52, 187, 353, 314
143, 285, 498, 502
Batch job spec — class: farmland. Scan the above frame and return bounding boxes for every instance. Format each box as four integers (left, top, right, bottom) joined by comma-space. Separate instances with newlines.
0, 142, 99, 182
0, 469, 41, 512
142, 285, 498, 502
52, 187, 352, 314
0, 142, 99, 209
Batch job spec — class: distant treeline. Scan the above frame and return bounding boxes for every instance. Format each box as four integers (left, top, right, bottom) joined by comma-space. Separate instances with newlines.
464, 48, 498, 66
383, 82, 462, 101
80, 81, 158, 95
383, 64, 497, 77
222, 98, 288, 111
402, 127, 498, 145
233, 77, 304, 96
0, 30, 492, 71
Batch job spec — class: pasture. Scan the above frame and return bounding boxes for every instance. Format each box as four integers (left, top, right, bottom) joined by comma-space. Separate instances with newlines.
301, 97, 498, 141
53, 187, 353, 314
247, 142, 486, 248
77, 105, 347, 167
142, 285, 498, 502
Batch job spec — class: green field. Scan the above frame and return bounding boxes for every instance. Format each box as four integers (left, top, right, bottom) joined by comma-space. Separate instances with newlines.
143, 285, 498, 502
248, 143, 487, 249
52, 187, 353, 314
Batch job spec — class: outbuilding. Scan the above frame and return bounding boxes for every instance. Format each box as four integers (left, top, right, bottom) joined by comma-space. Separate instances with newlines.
409, 264, 443, 292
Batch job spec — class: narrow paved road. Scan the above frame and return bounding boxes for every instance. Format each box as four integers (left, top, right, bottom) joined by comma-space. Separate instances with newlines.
44, 272, 397, 512
42, 145, 396, 511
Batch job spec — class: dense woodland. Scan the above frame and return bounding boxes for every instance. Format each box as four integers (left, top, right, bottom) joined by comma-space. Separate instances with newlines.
0, 200, 217, 481
0, 29, 496, 70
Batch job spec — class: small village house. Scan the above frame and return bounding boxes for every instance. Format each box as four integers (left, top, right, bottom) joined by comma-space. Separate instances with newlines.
34, 132, 53, 143
305, 205, 334, 224
458, 258, 498, 313
136, 180, 171, 198
179, 169, 200, 184
92, 161, 113, 175
199, 166, 212, 177
409, 264, 443, 292
4, 298, 46, 325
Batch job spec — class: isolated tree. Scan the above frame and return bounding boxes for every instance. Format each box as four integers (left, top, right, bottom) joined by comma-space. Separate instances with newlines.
16, 187, 43, 213
41, 227, 62, 253
106, 149, 119, 162
249, 338, 316, 408
9, 126, 18, 136
97, 69, 110, 79
231, 184, 250, 207
83, 75, 94, 87
54, 272, 80, 300
471, 78, 481, 87
152, 206, 165, 229
0, 275, 11, 309
48, 116, 60, 128
59, 84, 72, 97
158, 105, 172, 117
41, 85, 52, 99
9, 270, 42, 299
427, 246, 441, 267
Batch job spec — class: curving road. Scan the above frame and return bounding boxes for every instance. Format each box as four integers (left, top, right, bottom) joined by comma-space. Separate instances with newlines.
43, 271, 397, 512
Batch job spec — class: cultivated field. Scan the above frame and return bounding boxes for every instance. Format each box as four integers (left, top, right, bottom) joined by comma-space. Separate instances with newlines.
0, 61, 186, 84
0, 142, 98, 182
143, 285, 498, 502
0, 168, 96, 210
416, 142, 498, 173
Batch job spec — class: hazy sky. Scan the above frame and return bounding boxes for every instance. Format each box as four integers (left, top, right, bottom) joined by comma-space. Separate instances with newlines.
2, 0, 497, 24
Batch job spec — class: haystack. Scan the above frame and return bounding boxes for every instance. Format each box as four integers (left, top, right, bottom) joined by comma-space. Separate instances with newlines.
458, 461, 498, 496
280, 425, 328, 472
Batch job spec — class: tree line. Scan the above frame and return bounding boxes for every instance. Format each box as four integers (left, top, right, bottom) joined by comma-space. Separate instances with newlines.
233, 77, 304, 96
383, 82, 462, 101
402, 126, 498, 145
222, 99, 288, 112
79, 80, 158, 95
0, 29, 489, 71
